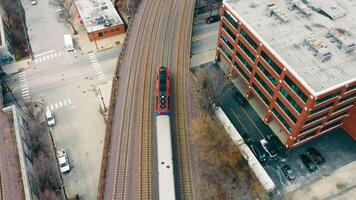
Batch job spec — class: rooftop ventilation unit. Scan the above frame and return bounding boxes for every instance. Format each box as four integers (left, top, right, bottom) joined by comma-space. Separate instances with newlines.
267, 4, 289, 22
288, 0, 312, 16
305, 35, 332, 62
321, 4, 346, 20
326, 29, 355, 53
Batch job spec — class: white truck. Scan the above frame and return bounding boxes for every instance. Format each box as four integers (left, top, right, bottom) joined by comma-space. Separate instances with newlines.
64, 34, 74, 52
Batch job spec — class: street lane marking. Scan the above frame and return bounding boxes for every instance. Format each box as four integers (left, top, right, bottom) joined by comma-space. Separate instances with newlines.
38, 57, 42, 62
46, 55, 50, 60
230, 108, 248, 133
58, 52, 61, 56
63, 100, 67, 106
240, 106, 265, 139
50, 105, 54, 110
21, 84, 28, 89
50, 54, 54, 59
54, 53, 58, 57
19, 79, 27, 83
55, 103, 58, 109
59, 102, 62, 107
68, 99, 72, 104
34, 50, 55, 58
48, 99, 72, 111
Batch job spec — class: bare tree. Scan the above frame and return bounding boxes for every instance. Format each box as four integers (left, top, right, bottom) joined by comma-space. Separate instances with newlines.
127, 0, 142, 16
193, 62, 234, 114
190, 113, 268, 199
51, 0, 78, 35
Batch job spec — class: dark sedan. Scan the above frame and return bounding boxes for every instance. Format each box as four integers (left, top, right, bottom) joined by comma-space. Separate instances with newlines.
206, 15, 221, 24
300, 154, 317, 172
281, 165, 296, 180
307, 147, 325, 164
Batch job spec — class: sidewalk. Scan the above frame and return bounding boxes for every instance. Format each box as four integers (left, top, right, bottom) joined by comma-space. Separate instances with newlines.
285, 160, 356, 200
69, 2, 126, 53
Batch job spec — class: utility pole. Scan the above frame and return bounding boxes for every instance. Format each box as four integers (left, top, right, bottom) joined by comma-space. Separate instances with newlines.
98, 88, 107, 112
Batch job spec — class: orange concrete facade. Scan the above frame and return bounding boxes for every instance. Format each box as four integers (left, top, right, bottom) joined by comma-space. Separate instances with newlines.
217, 5, 356, 149
87, 24, 125, 42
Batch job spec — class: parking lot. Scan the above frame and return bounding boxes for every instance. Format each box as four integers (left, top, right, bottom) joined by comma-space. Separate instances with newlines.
219, 67, 356, 195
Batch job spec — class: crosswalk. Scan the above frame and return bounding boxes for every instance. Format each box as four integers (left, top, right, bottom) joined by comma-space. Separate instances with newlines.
18, 71, 31, 101
46, 99, 72, 111
34, 51, 62, 63
88, 52, 106, 80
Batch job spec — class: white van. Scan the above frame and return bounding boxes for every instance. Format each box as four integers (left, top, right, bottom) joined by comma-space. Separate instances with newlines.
64, 34, 74, 52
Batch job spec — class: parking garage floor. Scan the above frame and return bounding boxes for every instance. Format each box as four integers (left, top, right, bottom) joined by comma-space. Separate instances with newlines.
219, 68, 356, 196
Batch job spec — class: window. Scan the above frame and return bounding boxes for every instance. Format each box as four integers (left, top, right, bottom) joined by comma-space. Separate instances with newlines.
258, 62, 277, 87
304, 113, 328, 126
219, 44, 232, 61
222, 23, 236, 40
220, 35, 234, 51
223, 11, 238, 29
260, 50, 281, 75
238, 41, 255, 61
300, 123, 321, 134
340, 93, 356, 103
98, 32, 103, 37
240, 29, 258, 50
321, 121, 342, 132
310, 102, 333, 115
233, 62, 249, 82
255, 74, 273, 97
280, 87, 302, 113
272, 108, 292, 133
284, 76, 308, 102
236, 51, 252, 72
346, 85, 356, 92
276, 98, 297, 123
252, 84, 270, 106
333, 103, 354, 113
316, 91, 341, 104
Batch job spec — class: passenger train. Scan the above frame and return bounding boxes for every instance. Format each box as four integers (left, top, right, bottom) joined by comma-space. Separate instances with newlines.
155, 66, 176, 200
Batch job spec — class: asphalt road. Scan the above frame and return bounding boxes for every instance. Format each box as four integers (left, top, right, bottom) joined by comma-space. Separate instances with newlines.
2, 0, 121, 198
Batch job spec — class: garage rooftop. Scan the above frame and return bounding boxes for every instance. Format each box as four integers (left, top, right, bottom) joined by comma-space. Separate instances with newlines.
74, 0, 124, 33
225, 0, 356, 94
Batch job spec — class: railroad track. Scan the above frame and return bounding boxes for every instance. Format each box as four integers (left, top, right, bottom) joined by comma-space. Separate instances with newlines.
100, 0, 196, 199
171, 0, 195, 199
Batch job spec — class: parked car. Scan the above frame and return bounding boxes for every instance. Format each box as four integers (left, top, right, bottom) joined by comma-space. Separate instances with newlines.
281, 165, 296, 180
307, 147, 325, 164
233, 92, 247, 106
45, 110, 56, 126
57, 149, 71, 173
30, 0, 37, 5
250, 142, 268, 163
260, 139, 277, 158
206, 15, 220, 24
300, 154, 317, 172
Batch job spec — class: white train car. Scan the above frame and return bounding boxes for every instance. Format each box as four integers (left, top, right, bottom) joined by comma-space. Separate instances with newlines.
156, 115, 176, 200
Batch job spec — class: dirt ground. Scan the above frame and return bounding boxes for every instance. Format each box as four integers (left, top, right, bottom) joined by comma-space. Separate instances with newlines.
285, 160, 356, 200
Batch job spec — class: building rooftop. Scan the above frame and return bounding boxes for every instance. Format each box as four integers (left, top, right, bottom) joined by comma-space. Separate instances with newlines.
74, 0, 124, 33
0, 110, 25, 199
225, 0, 356, 95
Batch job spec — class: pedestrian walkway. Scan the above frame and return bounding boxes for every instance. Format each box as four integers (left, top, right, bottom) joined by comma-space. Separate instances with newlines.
88, 53, 106, 81
46, 98, 72, 111
18, 71, 31, 102
34, 50, 63, 63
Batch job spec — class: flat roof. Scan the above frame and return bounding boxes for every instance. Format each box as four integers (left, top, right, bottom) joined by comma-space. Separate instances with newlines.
225, 0, 356, 94
74, 0, 124, 33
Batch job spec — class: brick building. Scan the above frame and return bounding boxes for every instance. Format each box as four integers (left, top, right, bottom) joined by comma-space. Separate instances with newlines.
216, 0, 356, 149
74, 0, 125, 42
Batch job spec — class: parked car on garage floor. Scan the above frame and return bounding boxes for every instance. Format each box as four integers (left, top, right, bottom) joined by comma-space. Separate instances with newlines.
260, 139, 277, 158
281, 165, 296, 180
233, 92, 247, 106
300, 154, 317, 172
250, 142, 268, 163
307, 147, 325, 164
206, 15, 220, 24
